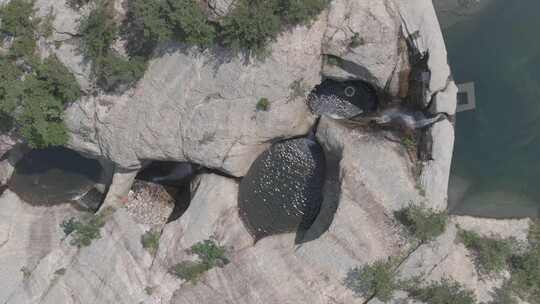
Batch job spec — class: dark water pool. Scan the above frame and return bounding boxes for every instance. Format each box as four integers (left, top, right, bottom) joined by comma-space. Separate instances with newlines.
443, 0, 540, 218
8, 147, 102, 205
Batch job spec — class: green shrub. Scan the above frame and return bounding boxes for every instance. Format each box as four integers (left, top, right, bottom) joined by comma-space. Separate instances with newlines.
344, 259, 397, 302
37, 56, 81, 102
458, 229, 513, 275
169, 260, 210, 283
0, 1, 80, 148
95, 54, 147, 92
141, 229, 161, 255
509, 247, 540, 303
123, 0, 214, 57
61, 213, 107, 248
407, 278, 476, 304
277, 0, 328, 25
165, 0, 216, 47
0, 0, 39, 58
256, 97, 270, 111
487, 282, 518, 304
190, 239, 230, 267
221, 0, 281, 54
79, 1, 117, 61
123, 0, 173, 57
529, 219, 540, 247
80, 2, 146, 92
0, 56, 80, 148
395, 203, 448, 243
169, 239, 229, 284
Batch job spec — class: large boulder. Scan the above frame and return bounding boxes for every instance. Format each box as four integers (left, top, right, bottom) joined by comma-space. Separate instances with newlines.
322, 0, 409, 97
66, 16, 325, 176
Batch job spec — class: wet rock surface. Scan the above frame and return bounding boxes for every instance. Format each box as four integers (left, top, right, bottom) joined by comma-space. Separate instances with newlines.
238, 137, 325, 241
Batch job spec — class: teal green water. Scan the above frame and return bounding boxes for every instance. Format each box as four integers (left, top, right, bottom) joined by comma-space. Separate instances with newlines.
445, 0, 540, 218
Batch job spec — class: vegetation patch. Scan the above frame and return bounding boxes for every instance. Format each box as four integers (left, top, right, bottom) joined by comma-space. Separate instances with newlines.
458, 229, 513, 275
60, 210, 114, 248
80, 1, 146, 93
124, 0, 328, 57
256, 97, 270, 111
0, 0, 81, 148
141, 229, 161, 255
169, 239, 229, 284
508, 222, 540, 304
395, 203, 448, 243
407, 278, 476, 304
344, 259, 398, 302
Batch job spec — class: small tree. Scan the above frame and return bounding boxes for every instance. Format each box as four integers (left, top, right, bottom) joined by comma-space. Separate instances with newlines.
256, 98, 270, 111
458, 229, 513, 275
169, 239, 229, 284
141, 229, 161, 255
407, 278, 476, 304
344, 259, 397, 302
395, 203, 448, 243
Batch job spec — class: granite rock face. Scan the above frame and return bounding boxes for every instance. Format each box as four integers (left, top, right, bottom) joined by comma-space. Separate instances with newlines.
65, 16, 325, 175
0, 0, 493, 303
322, 0, 409, 97
0, 191, 83, 303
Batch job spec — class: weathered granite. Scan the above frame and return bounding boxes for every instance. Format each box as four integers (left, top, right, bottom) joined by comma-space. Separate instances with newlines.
65, 16, 325, 176
0, 190, 83, 303
322, 0, 409, 97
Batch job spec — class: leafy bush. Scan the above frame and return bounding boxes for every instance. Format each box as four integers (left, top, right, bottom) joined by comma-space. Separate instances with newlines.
407, 278, 477, 304
170, 260, 210, 283
190, 239, 230, 267
123, 0, 215, 57
123, 0, 328, 57
509, 247, 540, 303
276, 0, 328, 25
141, 229, 161, 255
79, 1, 117, 61
0, 0, 38, 58
165, 0, 216, 47
94, 54, 147, 93
61, 213, 107, 248
395, 203, 448, 243
487, 282, 518, 304
80, 1, 146, 92
256, 98, 270, 111
344, 259, 397, 302
458, 229, 513, 275
169, 239, 229, 283
0, 56, 80, 148
221, 0, 281, 54
0, 1, 80, 148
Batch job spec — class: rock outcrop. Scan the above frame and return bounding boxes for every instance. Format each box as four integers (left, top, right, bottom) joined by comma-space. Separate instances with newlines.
2, 0, 514, 303
65, 18, 325, 176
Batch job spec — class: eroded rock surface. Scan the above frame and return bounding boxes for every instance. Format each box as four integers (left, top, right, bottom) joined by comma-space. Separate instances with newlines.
65, 18, 325, 176
0, 0, 487, 303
